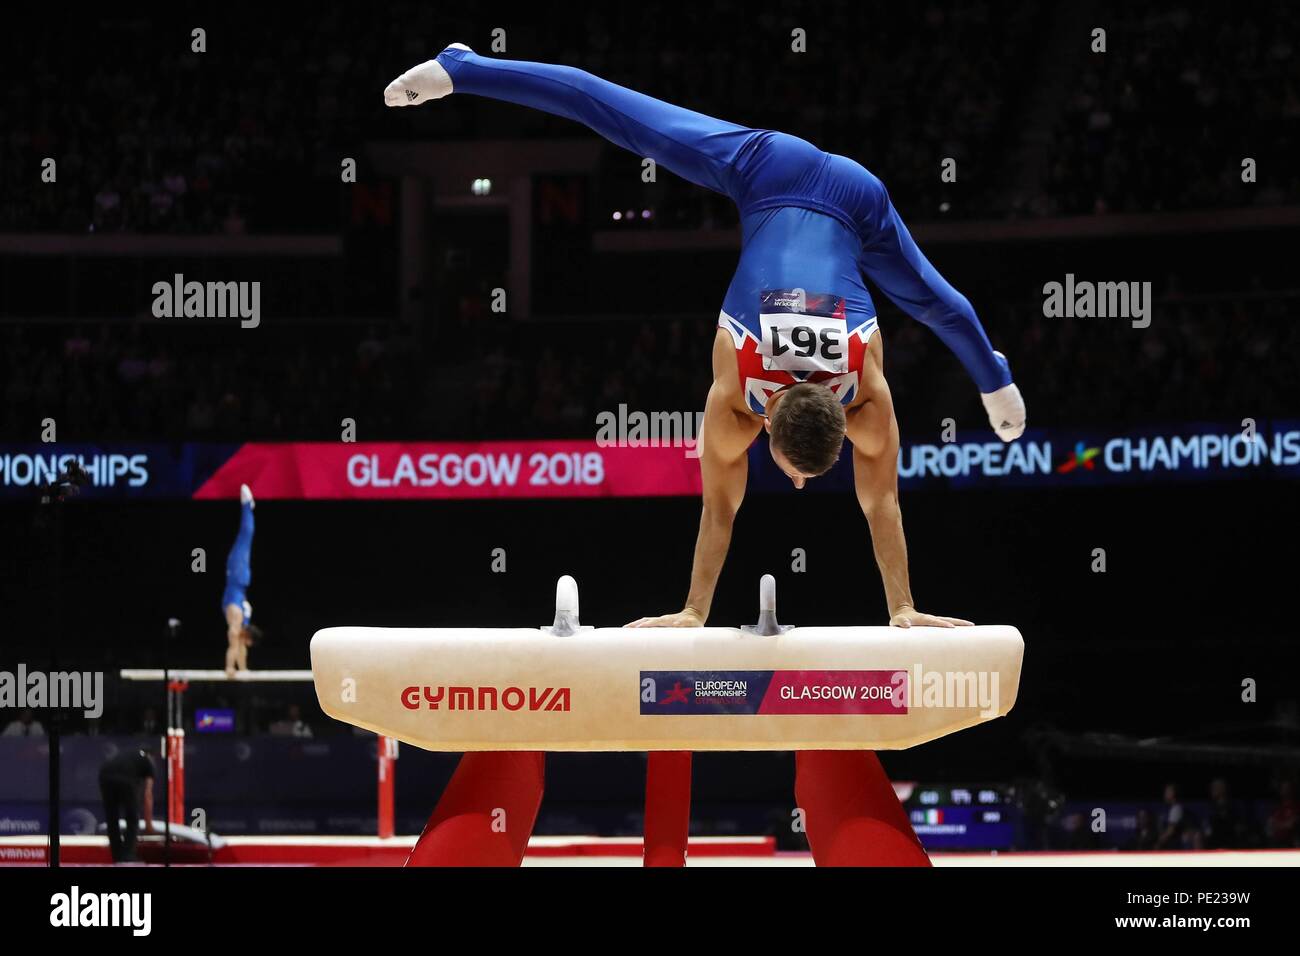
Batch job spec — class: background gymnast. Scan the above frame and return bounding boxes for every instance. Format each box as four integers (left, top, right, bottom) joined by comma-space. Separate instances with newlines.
223, 483, 262, 677
386, 44, 1028, 631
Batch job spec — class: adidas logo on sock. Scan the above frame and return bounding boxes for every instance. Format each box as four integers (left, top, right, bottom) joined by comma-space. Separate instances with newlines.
405, 89, 418, 101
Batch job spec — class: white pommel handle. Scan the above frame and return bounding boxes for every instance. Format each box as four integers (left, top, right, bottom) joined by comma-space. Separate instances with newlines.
550, 575, 580, 636
743, 573, 790, 635
556, 575, 579, 616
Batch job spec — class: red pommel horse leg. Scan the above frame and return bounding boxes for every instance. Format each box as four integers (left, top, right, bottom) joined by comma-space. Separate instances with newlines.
640, 750, 931, 867
406, 752, 546, 867
643, 751, 693, 867
795, 751, 932, 866
405, 751, 928, 866
407, 751, 696, 867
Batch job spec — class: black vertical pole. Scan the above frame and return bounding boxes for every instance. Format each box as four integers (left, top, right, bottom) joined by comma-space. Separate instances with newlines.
163, 646, 171, 867
161, 617, 182, 866
48, 499, 62, 868
39, 461, 87, 869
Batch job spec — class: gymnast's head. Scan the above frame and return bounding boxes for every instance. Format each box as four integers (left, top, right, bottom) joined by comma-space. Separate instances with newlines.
243, 623, 264, 646
764, 382, 847, 488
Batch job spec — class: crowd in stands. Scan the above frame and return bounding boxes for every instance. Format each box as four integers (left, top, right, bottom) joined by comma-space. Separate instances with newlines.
2, 279, 1296, 442
1133, 780, 1299, 851
3, 2, 1297, 235
1038, 1, 1300, 216
1048, 778, 1300, 851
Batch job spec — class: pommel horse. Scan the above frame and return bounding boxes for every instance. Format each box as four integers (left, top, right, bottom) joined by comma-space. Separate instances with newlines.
310, 575, 1024, 866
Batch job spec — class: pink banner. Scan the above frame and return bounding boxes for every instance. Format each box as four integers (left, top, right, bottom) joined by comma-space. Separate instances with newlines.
759, 670, 909, 715
192, 441, 703, 500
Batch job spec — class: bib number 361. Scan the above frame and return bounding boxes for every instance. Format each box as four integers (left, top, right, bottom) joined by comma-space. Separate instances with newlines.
759, 289, 848, 374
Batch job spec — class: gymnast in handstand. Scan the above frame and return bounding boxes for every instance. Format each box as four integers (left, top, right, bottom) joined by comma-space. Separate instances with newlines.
222, 484, 262, 678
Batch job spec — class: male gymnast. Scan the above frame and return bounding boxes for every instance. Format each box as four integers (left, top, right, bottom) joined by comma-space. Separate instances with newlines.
387, 43, 1025, 631
386, 44, 1027, 866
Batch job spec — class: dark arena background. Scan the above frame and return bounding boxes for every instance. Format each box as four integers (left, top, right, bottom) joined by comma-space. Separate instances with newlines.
0, 0, 1297, 931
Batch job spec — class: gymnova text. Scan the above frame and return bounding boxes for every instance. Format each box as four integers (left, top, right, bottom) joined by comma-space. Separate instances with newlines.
595, 405, 705, 458
0, 664, 103, 719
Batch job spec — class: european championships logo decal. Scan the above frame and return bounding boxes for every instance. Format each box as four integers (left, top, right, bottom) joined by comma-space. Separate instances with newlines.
641, 670, 906, 715
1056, 441, 1101, 473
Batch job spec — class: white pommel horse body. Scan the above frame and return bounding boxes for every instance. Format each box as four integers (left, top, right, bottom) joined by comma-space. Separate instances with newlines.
311, 575, 1023, 866
312, 574, 1013, 868
310, 575, 1025, 753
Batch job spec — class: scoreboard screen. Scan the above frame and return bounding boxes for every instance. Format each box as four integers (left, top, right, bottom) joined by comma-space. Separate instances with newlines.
903, 784, 1019, 850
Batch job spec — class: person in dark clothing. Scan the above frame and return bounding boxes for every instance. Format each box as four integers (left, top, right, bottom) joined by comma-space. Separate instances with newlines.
1204, 778, 1255, 849
1128, 808, 1159, 851
1155, 782, 1193, 849
98, 748, 156, 863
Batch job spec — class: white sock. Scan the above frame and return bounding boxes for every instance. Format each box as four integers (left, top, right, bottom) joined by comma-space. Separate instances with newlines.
384, 44, 471, 107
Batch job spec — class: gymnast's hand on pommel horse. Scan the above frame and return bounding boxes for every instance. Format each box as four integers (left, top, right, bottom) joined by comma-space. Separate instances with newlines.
377, 44, 1028, 867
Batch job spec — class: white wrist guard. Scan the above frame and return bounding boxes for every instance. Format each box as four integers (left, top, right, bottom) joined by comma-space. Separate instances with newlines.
981, 382, 1026, 442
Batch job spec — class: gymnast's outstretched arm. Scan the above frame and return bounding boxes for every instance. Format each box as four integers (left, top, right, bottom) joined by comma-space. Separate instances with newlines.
628, 367, 760, 627
858, 190, 1027, 440
848, 333, 974, 628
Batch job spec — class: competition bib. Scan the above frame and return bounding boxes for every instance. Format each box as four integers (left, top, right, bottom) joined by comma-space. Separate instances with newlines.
758, 288, 848, 374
